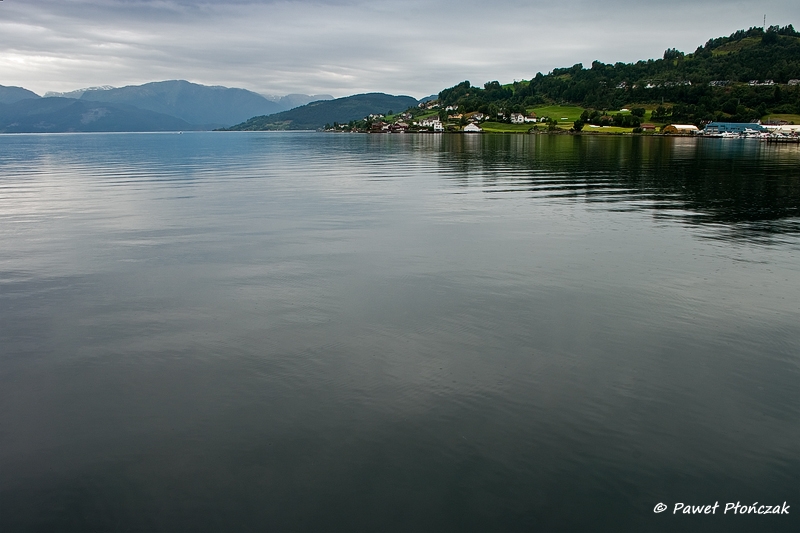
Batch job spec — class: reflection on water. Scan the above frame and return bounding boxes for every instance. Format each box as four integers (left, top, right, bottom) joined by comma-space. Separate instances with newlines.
425, 134, 800, 242
1, 132, 799, 533
3, 133, 798, 242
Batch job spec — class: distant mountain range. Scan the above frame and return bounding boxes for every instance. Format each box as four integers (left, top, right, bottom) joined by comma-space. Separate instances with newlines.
0, 97, 192, 133
223, 93, 419, 130
44, 86, 116, 99
264, 93, 335, 111
0, 81, 336, 132
0, 85, 41, 104
0, 81, 419, 133
70, 81, 283, 128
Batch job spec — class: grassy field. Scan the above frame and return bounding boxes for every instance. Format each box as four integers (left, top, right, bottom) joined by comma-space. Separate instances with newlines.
478, 120, 637, 134
712, 36, 761, 56
528, 105, 584, 122
764, 113, 800, 124
417, 110, 440, 119
583, 124, 635, 134
410, 100, 787, 134
478, 121, 534, 133
528, 105, 644, 123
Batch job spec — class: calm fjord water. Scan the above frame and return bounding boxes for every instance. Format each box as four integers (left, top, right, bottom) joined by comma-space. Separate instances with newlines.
1, 132, 799, 532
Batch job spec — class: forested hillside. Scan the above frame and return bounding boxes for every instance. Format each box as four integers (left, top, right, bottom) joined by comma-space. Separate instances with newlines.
437, 25, 800, 125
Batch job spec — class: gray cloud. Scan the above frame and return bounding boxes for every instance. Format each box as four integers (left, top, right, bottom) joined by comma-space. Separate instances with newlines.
0, 0, 796, 98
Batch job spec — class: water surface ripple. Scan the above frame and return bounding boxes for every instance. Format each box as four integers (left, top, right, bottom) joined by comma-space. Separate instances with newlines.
1, 132, 799, 532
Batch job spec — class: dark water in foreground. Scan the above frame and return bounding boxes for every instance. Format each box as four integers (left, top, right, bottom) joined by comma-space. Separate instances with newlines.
1, 132, 799, 532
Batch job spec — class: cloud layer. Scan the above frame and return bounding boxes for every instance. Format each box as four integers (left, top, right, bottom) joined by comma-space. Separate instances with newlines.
1, 0, 796, 97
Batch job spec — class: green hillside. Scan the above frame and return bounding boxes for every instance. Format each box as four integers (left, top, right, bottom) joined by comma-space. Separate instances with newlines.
224, 93, 418, 130
436, 25, 800, 126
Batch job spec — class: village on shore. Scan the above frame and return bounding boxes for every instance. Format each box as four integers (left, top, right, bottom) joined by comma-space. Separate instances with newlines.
322, 96, 800, 141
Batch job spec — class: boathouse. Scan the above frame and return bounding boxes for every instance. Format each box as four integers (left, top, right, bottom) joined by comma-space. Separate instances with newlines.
663, 124, 699, 134
703, 122, 765, 135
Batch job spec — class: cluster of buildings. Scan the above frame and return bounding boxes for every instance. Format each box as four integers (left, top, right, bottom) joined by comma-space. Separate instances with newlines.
633, 79, 800, 88
416, 117, 444, 131
367, 108, 543, 133
366, 111, 478, 133
346, 117, 799, 138
711, 79, 800, 87
745, 79, 800, 86
510, 113, 539, 124
349, 98, 798, 137
366, 117, 483, 133
644, 80, 692, 89
661, 121, 800, 139
617, 81, 692, 89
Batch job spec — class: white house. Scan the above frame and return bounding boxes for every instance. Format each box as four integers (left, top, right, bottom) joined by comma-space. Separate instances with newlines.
510, 113, 525, 124
463, 123, 482, 133
419, 117, 441, 128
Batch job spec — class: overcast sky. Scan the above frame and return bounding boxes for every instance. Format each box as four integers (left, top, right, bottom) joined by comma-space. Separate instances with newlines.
0, 0, 796, 98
